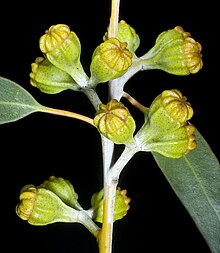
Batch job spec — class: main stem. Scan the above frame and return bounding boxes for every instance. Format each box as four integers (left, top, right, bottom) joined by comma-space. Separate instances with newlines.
98, 1, 120, 253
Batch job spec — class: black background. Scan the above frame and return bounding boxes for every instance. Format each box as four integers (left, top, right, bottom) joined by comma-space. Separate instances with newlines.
1, 1, 218, 252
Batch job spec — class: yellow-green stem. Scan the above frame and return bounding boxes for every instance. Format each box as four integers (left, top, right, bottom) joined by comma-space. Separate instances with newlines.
39, 105, 95, 127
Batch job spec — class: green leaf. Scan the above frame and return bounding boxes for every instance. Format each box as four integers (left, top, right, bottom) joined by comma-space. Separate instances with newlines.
153, 129, 220, 253
0, 76, 41, 124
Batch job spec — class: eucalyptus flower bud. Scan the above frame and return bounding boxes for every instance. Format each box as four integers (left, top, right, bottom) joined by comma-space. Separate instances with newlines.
135, 89, 196, 158
91, 188, 131, 223
40, 176, 82, 210
144, 124, 196, 158
39, 24, 88, 87
30, 57, 79, 94
148, 89, 193, 132
103, 20, 140, 53
89, 38, 132, 85
16, 184, 79, 225
94, 99, 136, 145
141, 26, 203, 75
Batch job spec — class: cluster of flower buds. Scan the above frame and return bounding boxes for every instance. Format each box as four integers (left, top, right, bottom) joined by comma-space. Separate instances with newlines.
30, 23, 136, 93
16, 176, 130, 226
39, 24, 89, 87
16, 176, 82, 225
90, 187, 131, 223
29, 23, 203, 97
141, 26, 203, 75
135, 89, 196, 158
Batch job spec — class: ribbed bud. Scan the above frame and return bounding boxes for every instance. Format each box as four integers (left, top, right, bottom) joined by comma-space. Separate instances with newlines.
30, 57, 79, 94
39, 24, 88, 87
91, 187, 131, 223
94, 99, 136, 145
40, 176, 82, 210
103, 20, 140, 52
16, 184, 79, 225
148, 89, 193, 133
134, 89, 196, 158
89, 38, 132, 85
141, 26, 203, 75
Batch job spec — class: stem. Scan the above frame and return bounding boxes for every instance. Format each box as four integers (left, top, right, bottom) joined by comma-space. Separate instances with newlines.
98, 1, 121, 253
98, 145, 138, 253
108, 57, 143, 101
82, 88, 114, 193
109, 145, 139, 180
108, 0, 120, 38
39, 105, 95, 127
78, 210, 101, 238
123, 92, 148, 113
83, 88, 102, 111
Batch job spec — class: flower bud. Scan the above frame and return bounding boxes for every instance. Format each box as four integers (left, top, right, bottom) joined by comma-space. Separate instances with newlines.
135, 89, 196, 158
16, 184, 79, 225
94, 99, 136, 145
89, 38, 132, 85
40, 176, 82, 210
91, 187, 131, 223
30, 57, 79, 94
39, 24, 88, 87
148, 89, 193, 132
103, 20, 140, 52
145, 124, 196, 158
141, 26, 203, 75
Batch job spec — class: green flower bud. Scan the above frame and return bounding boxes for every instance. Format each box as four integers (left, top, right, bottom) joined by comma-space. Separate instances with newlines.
39, 24, 88, 87
135, 89, 196, 158
141, 26, 203, 75
16, 184, 79, 225
144, 124, 196, 158
94, 99, 136, 145
89, 38, 132, 85
30, 57, 79, 94
40, 176, 82, 210
103, 20, 140, 53
91, 188, 131, 223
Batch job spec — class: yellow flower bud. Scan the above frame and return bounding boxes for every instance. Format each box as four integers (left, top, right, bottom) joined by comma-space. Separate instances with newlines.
103, 20, 140, 52
30, 57, 79, 94
16, 184, 79, 225
141, 26, 203, 75
134, 89, 196, 158
94, 99, 136, 145
39, 24, 88, 87
91, 187, 131, 223
89, 38, 132, 85
147, 89, 193, 134
40, 176, 82, 210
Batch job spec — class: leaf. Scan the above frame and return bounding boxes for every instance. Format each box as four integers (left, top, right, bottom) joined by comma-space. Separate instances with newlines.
0, 76, 41, 124
152, 129, 220, 253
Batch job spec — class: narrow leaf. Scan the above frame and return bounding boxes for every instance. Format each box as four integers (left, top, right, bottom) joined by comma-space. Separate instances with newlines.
0, 76, 41, 124
153, 129, 220, 253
